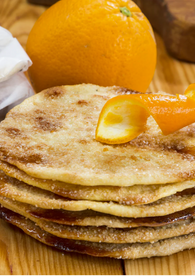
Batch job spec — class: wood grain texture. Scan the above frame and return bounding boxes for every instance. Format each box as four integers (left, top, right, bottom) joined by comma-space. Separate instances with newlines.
134, 0, 195, 62
124, 250, 195, 275
0, 0, 46, 49
0, 0, 195, 274
148, 33, 195, 95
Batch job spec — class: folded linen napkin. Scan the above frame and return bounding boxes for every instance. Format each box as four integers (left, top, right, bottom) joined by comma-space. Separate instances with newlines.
0, 27, 34, 120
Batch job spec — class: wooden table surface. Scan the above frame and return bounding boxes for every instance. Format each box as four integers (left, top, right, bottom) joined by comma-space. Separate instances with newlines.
1, 0, 195, 275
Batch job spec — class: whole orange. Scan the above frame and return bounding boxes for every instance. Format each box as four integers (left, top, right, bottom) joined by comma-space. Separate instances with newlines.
26, 0, 157, 93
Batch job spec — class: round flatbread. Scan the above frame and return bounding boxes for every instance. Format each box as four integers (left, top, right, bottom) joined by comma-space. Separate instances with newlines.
0, 84, 195, 186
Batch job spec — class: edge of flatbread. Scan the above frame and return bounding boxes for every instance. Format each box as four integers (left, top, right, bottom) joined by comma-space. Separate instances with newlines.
1, 206, 195, 259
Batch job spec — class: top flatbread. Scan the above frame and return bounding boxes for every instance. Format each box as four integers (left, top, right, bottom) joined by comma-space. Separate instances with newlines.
0, 84, 195, 186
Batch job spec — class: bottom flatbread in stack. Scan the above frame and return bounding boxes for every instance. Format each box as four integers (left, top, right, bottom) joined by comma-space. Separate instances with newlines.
0, 84, 195, 258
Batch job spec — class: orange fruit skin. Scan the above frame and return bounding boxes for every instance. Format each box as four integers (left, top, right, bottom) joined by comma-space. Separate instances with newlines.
26, 0, 157, 93
96, 91, 195, 144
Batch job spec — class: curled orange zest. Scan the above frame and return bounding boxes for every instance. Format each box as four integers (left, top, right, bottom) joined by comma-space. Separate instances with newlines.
184, 83, 195, 99
96, 84, 195, 144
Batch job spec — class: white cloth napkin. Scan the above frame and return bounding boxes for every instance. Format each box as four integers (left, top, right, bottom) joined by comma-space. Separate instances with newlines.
0, 27, 34, 120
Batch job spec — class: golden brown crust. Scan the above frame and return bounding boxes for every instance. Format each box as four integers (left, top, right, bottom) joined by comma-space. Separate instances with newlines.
1, 205, 195, 259
1, 160, 195, 205
1, 196, 195, 244
28, 206, 195, 228
2, 195, 195, 229
1, 84, 195, 186
1, 170, 195, 218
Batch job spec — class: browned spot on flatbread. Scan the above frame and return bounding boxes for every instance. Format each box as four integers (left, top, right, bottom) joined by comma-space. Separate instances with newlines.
0, 145, 47, 165
44, 87, 65, 99
129, 135, 185, 151
114, 87, 135, 94
0, 145, 45, 164
130, 155, 137, 161
17, 153, 44, 164
79, 139, 87, 145
179, 125, 195, 138
5, 128, 21, 137
114, 87, 153, 95
77, 100, 88, 106
0, 146, 12, 160
177, 170, 195, 181
129, 134, 195, 161
35, 116, 61, 132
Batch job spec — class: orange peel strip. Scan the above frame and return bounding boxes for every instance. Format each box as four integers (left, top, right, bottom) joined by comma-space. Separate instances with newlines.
184, 83, 195, 99
96, 85, 195, 144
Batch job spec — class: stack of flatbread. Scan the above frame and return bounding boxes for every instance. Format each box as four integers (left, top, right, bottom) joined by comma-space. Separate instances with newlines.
1, 84, 195, 259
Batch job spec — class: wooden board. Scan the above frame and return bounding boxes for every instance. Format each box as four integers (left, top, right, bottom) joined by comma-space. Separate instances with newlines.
133, 0, 195, 62
1, 0, 195, 274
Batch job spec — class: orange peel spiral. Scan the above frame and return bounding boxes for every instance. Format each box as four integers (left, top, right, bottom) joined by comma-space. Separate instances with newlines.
96, 84, 195, 144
